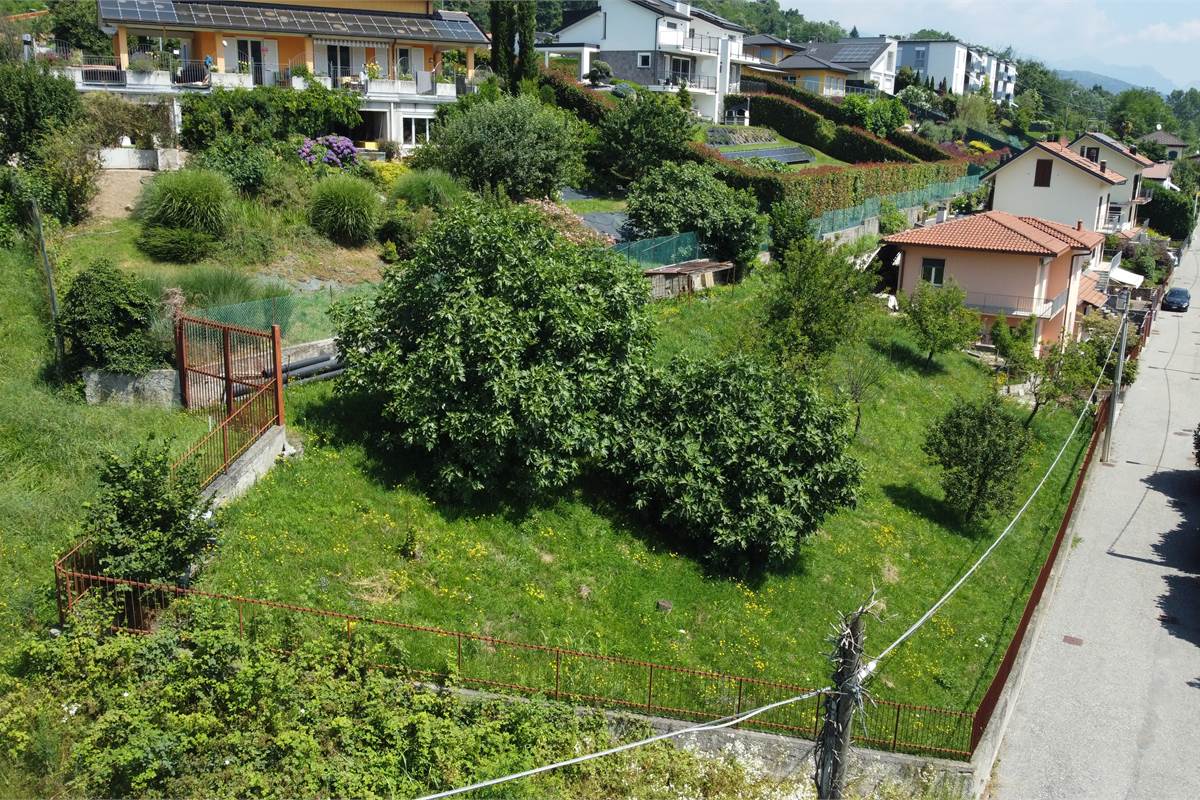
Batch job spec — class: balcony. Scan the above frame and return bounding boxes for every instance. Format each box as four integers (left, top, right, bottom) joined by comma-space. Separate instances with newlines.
651, 72, 718, 92
1100, 208, 1130, 233
657, 27, 721, 56
963, 287, 1070, 319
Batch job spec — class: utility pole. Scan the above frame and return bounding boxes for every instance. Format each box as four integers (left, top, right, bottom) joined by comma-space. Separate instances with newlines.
813, 596, 878, 800
1102, 289, 1130, 463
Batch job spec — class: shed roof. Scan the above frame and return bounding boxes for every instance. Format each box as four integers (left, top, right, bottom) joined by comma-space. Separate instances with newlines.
643, 259, 735, 276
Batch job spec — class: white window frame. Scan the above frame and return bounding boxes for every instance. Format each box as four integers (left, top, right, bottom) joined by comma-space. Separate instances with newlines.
637, 52, 651, 69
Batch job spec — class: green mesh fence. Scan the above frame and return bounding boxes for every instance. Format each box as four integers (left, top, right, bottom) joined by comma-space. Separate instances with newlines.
611, 231, 702, 267
809, 176, 982, 237
195, 285, 378, 346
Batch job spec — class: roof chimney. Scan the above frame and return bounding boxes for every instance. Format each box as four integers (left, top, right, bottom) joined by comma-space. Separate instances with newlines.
1076, 220, 1084, 231
1100, 160, 1107, 173
1130, 145, 1138, 155
1059, 135, 1068, 146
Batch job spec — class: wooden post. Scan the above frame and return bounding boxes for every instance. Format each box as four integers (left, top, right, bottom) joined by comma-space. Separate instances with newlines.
814, 597, 876, 800
271, 324, 285, 427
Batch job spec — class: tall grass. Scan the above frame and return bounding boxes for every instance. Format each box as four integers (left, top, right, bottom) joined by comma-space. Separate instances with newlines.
388, 168, 468, 211
308, 175, 380, 247
137, 169, 234, 236
139, 265, 288, 310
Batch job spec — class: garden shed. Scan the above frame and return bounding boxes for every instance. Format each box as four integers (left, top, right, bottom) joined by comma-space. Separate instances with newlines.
643, 259, 735, 299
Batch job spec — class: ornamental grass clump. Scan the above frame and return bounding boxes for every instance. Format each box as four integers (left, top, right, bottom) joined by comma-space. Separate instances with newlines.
137, 168, 234, 237
309, 174, 380, 246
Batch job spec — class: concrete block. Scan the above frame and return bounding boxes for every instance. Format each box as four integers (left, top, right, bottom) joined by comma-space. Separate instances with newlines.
83, 368, 181, 408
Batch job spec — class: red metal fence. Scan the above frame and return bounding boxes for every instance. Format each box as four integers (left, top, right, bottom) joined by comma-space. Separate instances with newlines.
172, 316, 284, 488
53, 544, 974, 759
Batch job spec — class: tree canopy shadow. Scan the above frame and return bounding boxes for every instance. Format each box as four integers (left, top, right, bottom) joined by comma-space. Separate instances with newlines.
881, 482, 989, 538
1136, 468, 1200, 655
869, 337, 946, 376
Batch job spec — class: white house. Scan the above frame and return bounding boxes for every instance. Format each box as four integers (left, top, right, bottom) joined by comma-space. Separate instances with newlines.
536, 0, 760, 122
984, 140, 1128, 233
793, 37, 898, 94
897, 39, 968, 94
1069, 132, 1153, 229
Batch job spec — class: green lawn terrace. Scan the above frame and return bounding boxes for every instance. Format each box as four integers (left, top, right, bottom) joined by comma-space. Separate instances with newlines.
199, 280, 1093, 713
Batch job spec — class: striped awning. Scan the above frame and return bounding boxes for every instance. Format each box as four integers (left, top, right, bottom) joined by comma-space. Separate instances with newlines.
314, 38, 390, 50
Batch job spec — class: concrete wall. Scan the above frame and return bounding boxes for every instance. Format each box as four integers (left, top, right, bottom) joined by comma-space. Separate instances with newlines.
83, 368, 180, 407
991, 149, 1113, 231
898, 245, 1041, 299
98, 148, 183, 170
203, 424, 289, 507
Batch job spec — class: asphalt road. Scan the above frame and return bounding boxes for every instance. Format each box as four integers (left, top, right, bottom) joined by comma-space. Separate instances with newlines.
993, 235, 1200, 799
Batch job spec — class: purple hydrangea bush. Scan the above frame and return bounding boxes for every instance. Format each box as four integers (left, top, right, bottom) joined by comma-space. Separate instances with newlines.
297, 135, 359, 170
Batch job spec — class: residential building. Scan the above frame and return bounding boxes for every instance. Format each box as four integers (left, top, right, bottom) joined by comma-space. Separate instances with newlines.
984, 140, 1128, 233
1138, 129, 1188, 160
749, 52, 853, 96
975, 51, 1017, 104
897, 39, 968, 95
38, 0, 487, 150
1069, 132, 1153, 230
792, 37, 897, 94
1143, 161, 1180, 191
741, 33, 802, 65
536, 0, 760, 123
885, 210, 1104, 351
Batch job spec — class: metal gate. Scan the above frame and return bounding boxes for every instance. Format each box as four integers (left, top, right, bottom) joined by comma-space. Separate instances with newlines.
174, 316, 285, 487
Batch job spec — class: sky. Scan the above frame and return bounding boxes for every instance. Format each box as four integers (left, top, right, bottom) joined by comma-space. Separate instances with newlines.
784, 0, 1200, 90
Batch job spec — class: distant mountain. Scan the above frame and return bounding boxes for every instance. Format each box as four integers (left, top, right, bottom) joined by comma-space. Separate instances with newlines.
1053, 61, 1177, 94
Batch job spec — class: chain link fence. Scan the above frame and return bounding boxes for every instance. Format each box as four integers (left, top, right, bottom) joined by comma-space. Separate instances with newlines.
809, 176, 982, 237
611, 232, 702, 267
195, 285, 378, 347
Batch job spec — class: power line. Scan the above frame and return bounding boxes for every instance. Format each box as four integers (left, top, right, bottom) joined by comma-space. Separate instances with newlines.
412, 685, 830, 800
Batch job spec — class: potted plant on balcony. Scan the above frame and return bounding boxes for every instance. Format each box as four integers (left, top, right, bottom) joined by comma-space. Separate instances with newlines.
127, 52, 170, 86
290, 62, 312, 90
397, 71, 416, 93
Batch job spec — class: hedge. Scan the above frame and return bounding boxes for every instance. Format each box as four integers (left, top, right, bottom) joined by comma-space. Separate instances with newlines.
728, 93, 918, 165
180, 85, 361, 150
886, 128, 953, 162
538, 68, 616, 124
740, 77, 850, 124
689, 141, 967, 219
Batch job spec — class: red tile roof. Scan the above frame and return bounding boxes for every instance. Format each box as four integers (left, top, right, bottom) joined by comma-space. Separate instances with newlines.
1143, 161, 1173, 181
1035, 140, 1127, 184
1078, 273, 1108, 308
883, 210, 1102, 256
1074, 132, 1155, 169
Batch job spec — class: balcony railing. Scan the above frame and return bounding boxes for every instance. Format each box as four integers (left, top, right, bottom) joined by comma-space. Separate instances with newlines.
963, 287, 1069, 318
658, 72, 717, 91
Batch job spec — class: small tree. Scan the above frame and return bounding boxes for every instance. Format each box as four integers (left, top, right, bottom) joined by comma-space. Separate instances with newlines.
57, 260, 165, 375
586, 60, 612, 86
626, 161, 765, 267
763, 238, 875, 368
86, 439, 213, 583
333, 201, 653, 499
836, 342, 889, 437
1024, 340, 1096, 426
413, 94, 585, 199
923, 394, 1033, 523
593, 92, 696, 184
990, 316, 1036, 378
901, 280, 981, 365
0, 62, 81, 162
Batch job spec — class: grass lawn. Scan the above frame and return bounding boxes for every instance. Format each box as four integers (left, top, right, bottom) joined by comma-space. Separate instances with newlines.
200, 276, 1092, 714
0, 246, 207, 647
563, 197, 628, 215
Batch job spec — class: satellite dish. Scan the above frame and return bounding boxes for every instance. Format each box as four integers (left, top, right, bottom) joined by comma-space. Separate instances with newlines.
1157, 123, 1163, 131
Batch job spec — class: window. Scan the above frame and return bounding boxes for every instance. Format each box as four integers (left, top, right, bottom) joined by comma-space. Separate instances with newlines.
665, 20, 677, 30
637, 52, 651, 68
914, 47, 927, 68
1096, 195, 1105, 228
1082, 146, 1100, 163
671, 56, 690, 79
396, 47, 411, 76
327, 45, 351, 80
1033, 158, 1053, 187
921, 258, 946, 286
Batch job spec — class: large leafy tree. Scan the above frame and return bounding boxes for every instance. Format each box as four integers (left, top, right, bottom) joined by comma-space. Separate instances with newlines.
763, 237, 875, 368
621, 355, 860, 569
333, 201, 653, 499
413, 93, 584, 199
593, 91, 696, 184
1142, 184, 1198, 240
923, 394, 1033, 523
625, 161, 765, 267
901, 280, 981, 365
0, 62, 80, 161
1108, 88, 1177, 139
47, 0, 110, 54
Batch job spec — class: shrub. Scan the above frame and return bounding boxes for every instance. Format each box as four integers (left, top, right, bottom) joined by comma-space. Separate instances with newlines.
26, 130, 101, 225
586, 60, 612, 86
297, 134, 359, 171
412, 94, 585, 199
135, 225, 215, 263
180, 84, 361, 150
57, 260, 165, 375
924, 394, 1033, 523
376, 201, 433, 260
85, 438, 213, 583
877, 199, 908, 235
1142, 184, 1198, 241
593, 92, 696, 183
258, 160, 312, 211
626, 161, 765, 267
219, 200, 279, 265
537, 67, 616, 124
901, 279, 982, 364
388, 168, 468, 211
333, 201, 653, 498
367, 159, 408, 192
621, 355, 859, 568
886, 128, 952, 161
81, 92, 175, 149
523, 198, 614, 246
0, 62, 81, 161
194, 135, 274, 194
138, 169, 234, 236
308, 174, 381, 246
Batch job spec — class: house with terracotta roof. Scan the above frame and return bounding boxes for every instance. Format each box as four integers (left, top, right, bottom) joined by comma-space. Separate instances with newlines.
1142, 161, 1180, 192
984, 140, 1128, 234
741, 33, 803, 65
884, 210, 1105, 351
1138, 129, 1188, 161
1069, 132, 1153, 231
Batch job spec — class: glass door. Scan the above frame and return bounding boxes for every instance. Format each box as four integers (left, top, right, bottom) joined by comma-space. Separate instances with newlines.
237, 39, 264, 84
327, 45, 352, 81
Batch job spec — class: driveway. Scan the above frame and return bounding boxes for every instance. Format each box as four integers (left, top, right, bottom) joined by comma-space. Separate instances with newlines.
993, 235, 1200, 799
